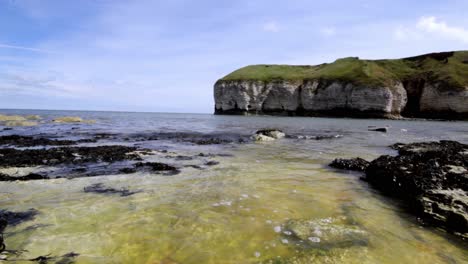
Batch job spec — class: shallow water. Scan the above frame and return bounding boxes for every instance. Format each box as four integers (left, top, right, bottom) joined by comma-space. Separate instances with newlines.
0, 110, 467, 263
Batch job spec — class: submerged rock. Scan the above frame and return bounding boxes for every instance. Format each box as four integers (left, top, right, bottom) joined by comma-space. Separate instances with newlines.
28, 252, 80, 264
205, 161, 220, 166
329, 158, 369, 172
365, 140, 468, 238
84, 183, 141, 197
0, 208, 38, 251
0, 209, 39, 226
283, 218, 368, 249
135, 162, 177, 171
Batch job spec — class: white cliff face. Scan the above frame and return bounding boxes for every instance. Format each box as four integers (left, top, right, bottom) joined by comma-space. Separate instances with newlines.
214, 79, 408, 117
300, 81, 407, 114
214, 80, 302, 112
420, 84, 468, 113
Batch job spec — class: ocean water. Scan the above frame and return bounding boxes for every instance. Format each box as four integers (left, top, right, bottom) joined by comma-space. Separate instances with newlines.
0, 109, 467, 263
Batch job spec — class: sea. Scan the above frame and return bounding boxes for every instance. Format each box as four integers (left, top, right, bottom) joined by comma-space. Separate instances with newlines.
0, 109, 467, 263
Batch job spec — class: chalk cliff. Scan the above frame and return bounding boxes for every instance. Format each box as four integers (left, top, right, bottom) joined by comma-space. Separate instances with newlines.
214, 51, 468, 119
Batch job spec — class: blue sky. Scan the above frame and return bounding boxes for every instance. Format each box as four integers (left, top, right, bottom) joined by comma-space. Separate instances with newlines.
1, 0, 467, 113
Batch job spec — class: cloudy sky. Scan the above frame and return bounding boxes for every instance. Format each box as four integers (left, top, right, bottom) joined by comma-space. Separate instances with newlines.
1, 0, 467, 113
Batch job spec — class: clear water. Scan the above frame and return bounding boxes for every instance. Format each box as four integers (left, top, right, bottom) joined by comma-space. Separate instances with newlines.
1, 109, 467, 263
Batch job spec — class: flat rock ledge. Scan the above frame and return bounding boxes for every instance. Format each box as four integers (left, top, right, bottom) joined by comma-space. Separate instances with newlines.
331, 140, 468, 239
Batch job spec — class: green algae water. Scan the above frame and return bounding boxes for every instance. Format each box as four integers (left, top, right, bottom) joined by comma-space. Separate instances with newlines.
0, 110, 467, 263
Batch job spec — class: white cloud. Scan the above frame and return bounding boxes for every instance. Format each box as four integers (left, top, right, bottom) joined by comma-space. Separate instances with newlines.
319, 27, 336, 37
0, 43, 56, 54
262, 21, 280, 33
417, 16, 468, 43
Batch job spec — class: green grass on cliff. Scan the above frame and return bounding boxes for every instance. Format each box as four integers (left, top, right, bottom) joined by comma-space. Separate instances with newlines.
220, 51, 468, 88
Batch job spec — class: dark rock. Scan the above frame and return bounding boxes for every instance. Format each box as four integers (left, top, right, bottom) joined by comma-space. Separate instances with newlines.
186, 165, 203, 170
76, 138, 98, 143
191, 138, 232, 145
0, 218, 6, 252
0, 173, 48, 181
84, 183, 141, 197
0, 209, 38, 226
2, 128, 13, 131
29, 252, 79, 264
0, 135, 75, 147
368, 127, 388, 133
365, 140, 468, 238
205, 161, 220, 166
119, 167, 137, 174
173, 155, 193, 161
0, 145, 140, 168
135, 162, 177, 171
329, 158, 369, 172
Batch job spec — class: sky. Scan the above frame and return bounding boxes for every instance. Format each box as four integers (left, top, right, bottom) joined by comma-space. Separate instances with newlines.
0, 0, 467, 113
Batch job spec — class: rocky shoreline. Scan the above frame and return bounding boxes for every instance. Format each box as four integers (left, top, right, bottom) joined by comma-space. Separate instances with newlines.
330, 141, 468, 239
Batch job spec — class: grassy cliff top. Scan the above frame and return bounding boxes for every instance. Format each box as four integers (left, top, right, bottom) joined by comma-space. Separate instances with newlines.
219, 51, 468, 87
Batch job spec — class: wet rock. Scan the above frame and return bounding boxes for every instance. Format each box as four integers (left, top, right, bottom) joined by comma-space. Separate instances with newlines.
288, 134, 343, 140
0, 218, 6, 252
283, 218, 368, 248
0, 145, 141, 168
255, 129, 286, 140
135, 162, 177, 172
205, 161, 220, 166
84, 183, 141, 197
368, 127, 388, 132
117, 131, 247, 145
0, 135, 75, 147
329, 158, 369, 172
191, 138, 233, 145
0, 173, 48, 181
29, 252, 79, 264
252, 134, 276, 142
186, 165, 203, 170
119, 167, 137, 174
365, 140, 468, 238
173, 155, 194, 161
0, 209, 38, 226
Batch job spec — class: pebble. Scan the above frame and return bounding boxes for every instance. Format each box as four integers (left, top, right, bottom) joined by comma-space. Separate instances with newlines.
308, 237, 321, 243
281, 239, 289, 244
254, 252, 261, 258
274, 226, 282, 233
